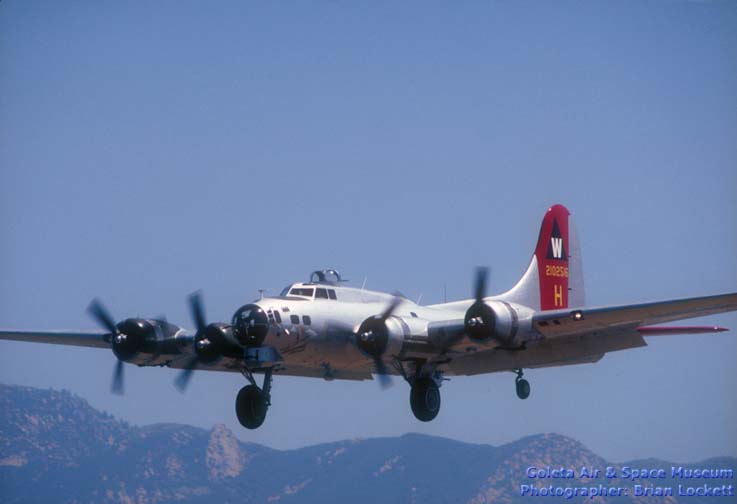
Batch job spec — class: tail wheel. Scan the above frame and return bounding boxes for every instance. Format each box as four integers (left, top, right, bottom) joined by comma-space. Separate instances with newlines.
410, 377, 441, 422
515, 377, 530, 400
235, 385, 268, 429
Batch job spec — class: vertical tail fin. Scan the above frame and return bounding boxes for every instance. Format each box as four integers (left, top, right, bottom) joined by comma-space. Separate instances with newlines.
500, 204, 585, 311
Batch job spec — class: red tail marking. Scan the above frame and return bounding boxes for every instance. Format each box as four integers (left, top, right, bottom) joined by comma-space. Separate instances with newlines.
535, 204, 570, 310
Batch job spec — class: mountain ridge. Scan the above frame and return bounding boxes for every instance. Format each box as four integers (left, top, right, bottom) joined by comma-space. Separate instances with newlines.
1, 384, 734, 503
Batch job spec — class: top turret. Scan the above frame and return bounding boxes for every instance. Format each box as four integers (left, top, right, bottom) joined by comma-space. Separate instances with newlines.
309, 269, 345, 285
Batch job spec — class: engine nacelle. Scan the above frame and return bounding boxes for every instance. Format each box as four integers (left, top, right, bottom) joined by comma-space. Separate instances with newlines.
355, 315, 407, 359
194, 322, 242, 364
114, 318, 184, 366
464, 300, 529, 347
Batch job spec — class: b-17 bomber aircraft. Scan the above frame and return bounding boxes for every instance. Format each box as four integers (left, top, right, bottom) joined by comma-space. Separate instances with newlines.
2, 204, 736, 429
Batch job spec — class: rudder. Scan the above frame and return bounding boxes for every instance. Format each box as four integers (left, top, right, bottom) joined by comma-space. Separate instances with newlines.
499, 204, 585, 311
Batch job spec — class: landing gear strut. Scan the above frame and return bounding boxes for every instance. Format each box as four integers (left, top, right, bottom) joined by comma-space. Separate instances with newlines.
515, 368, 530, 400
235, 367, 273, 429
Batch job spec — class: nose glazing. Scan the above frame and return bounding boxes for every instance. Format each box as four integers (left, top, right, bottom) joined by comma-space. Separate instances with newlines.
232, 304, 269, 347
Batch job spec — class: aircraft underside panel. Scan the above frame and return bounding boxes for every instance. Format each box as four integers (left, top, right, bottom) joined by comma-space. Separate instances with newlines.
163, 353, 374, 381
271, 364, 373, 381
446, 329, 646, 376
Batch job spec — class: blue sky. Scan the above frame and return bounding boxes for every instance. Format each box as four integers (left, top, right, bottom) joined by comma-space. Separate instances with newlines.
1, 1, 735, 462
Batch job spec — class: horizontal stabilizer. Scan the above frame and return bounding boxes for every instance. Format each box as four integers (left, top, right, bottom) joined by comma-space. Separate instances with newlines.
637, 325, 728, 335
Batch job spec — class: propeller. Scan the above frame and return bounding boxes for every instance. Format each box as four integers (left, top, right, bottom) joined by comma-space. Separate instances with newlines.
374, 296, 402, 388
373, 359, 392, 389
474, 266, 488, 303
87, 299, 125, 395
174, 355, 199, 393
356, 294, 402, 389
174, 292, 207, 392
175, 291, 235, 392
464, 267, 496, 341
111, 360, 125, 395
189, 291, 206, 336
381, 295, 402, 321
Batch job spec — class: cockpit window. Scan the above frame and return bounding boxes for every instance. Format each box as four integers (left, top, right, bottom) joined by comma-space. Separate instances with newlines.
328, 289, 337, 300
279, 286, 291, 296
289, 287, 314, 298
315, 288, 329, 299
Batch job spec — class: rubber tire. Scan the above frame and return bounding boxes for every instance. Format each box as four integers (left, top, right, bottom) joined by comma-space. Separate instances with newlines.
516, 378, 531, 400
235, 385, 268, 429
410, 378, 441, 422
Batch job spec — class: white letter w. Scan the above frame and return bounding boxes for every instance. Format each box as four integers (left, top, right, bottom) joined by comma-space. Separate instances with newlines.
551, 238, 563, 259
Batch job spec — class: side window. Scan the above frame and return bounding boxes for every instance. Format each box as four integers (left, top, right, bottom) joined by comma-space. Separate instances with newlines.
274, 311, 282, 323
315, 288, 329, 299
328, 289, 337, 300
303, 315, 311, 325
289, 288, 315, 297
290, 314, 299, 325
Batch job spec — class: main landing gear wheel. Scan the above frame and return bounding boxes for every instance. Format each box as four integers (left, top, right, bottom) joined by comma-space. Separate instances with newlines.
515, 369, 530, 400
410, 377, 441, 422
235, 385, 268, 429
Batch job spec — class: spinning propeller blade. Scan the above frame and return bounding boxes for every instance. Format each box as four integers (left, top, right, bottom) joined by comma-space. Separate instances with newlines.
111, 359, 124, 395
174, 291, 208, 392
474, 266, 489, 302
87, 299, 118, 335
188, 291, 206, 334
373, 358, 392, 390
174, 356, 198, 393
365, 294, 403, 389
380, 294, 402, 321
88, 299, 128, 396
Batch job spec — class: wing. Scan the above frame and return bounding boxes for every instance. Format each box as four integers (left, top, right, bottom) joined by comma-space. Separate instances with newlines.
0, 329, 373, 382
0, 330, 111, 349
532, 292, 737, 339
448, 292, 735, 377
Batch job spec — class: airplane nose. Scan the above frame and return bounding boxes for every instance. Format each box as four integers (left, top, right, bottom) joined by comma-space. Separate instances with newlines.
232, 304, 269, 347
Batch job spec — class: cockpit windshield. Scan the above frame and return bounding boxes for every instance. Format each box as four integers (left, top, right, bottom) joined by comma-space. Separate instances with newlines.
289, 287, 314, 298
